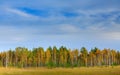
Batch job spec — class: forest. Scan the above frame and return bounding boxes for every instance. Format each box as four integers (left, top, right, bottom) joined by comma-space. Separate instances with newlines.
0, 46, 120, 68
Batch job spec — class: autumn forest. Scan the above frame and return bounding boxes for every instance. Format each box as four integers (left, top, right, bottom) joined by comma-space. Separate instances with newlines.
0, 46, 120, 68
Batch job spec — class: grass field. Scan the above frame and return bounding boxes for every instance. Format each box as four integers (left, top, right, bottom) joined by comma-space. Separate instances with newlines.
0, 66, 120, 75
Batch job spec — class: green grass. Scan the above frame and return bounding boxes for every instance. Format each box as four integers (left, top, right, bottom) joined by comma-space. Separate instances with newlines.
0, 66, 120, 75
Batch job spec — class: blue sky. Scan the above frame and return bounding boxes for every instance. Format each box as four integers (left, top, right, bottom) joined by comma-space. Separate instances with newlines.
0, 0, 120, 51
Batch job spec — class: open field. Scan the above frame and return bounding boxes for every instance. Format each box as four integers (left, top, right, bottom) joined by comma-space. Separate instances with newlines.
0, 66, 120, 75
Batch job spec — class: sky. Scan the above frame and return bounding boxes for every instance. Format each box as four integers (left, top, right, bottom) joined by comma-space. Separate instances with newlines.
0, 0, 120, 51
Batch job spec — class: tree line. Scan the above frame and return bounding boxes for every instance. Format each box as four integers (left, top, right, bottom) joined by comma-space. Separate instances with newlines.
0, 46, 120, 68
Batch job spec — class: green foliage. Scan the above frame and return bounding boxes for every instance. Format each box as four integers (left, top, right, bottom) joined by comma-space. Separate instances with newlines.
16, 62, 23, 68
73, 63, 78, 67
102, 62, 105, 66
46, 62, 54, 69
112, 62, 118, 66
64, 63, 71, 68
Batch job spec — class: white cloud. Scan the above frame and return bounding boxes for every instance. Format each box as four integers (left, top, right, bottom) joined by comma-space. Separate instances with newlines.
58, 24, 80, 33
78, 8, 120, 15
102, 32, 120, 40
5, 7, 38, 18
0, 25, 38, 43
85, 24, 106, 31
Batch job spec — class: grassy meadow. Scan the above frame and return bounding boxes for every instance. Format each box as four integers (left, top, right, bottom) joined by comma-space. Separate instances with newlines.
0, 66, 120, 75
